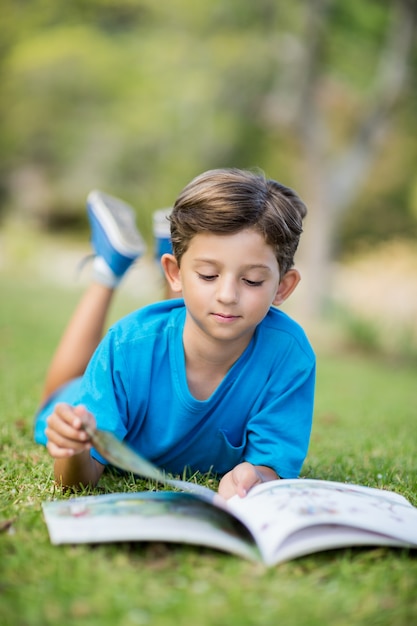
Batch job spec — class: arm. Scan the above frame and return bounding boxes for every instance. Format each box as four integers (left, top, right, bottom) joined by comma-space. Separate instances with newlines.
54, 452, 104, 489
45, 403, 104, 488
218, 462, 279, 499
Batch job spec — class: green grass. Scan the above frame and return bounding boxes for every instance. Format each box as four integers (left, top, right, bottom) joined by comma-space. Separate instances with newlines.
1, 273, 416, 626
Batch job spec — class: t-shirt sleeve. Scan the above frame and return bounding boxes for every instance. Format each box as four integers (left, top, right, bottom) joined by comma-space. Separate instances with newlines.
76, 328, 131, 465
242, 347, 316, 479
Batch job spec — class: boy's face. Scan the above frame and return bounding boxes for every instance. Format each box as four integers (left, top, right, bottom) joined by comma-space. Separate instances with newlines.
175, 228, 283, 347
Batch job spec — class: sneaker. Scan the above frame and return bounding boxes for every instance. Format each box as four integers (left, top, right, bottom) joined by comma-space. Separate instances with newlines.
153, 207, 173, 261
87, 190, 146, 278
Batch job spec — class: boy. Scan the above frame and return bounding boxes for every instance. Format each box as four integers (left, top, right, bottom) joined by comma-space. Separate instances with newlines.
35, 168, 315, 499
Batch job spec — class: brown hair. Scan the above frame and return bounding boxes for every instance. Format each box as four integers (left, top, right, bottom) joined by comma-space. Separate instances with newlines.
169, 168, 307, 275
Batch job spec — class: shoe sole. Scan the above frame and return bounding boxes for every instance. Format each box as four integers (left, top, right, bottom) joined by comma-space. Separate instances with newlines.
87, 190, 146, 258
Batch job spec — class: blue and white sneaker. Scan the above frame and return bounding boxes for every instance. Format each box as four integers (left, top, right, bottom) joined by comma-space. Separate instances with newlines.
87, 190, 146, 286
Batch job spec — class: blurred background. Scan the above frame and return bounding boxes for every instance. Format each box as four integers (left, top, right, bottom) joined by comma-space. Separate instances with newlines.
1, 0, 416, 358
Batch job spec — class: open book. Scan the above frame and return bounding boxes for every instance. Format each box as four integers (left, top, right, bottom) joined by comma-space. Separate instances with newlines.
42, 426, 417, 566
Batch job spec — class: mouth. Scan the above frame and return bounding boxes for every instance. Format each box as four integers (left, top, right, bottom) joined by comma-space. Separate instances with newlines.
211, 312, 240, 323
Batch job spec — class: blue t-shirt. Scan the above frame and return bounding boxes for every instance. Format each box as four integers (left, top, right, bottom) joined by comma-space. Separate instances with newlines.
35, 299, 315, 478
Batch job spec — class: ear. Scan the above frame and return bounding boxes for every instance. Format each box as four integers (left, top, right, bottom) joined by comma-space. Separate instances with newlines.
272, 269, 301, 306
160, 253, 183, 294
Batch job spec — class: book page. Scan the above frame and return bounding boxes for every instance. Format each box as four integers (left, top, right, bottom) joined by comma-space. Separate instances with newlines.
42, 491, 260, 562
227, 479, 417, 565
84, 425, 221, 503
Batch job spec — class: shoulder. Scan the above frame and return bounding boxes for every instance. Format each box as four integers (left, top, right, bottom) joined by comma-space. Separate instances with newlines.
259, 307, 315, 362
109, 298, 185, 343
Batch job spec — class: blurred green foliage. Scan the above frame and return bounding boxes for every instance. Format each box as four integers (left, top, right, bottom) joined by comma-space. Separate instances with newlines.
0, 0, 416, 251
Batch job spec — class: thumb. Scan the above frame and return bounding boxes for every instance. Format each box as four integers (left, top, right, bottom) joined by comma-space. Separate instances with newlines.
73, 405, 96, 432
73, 405, 89, 419
236, 483, 248, 498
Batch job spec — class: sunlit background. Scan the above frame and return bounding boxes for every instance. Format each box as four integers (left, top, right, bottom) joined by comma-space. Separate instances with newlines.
1, 0, 416, 357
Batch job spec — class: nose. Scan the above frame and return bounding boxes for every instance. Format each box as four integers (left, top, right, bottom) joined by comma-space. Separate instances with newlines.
216, 275, 239, 304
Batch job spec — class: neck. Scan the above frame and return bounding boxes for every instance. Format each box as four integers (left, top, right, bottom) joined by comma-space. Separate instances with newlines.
182, 316, 253, 400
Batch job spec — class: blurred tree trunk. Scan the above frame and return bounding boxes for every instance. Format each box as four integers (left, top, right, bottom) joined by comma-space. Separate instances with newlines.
292, 0, 416, 318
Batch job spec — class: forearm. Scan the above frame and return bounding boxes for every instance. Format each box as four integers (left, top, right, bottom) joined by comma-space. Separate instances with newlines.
54, 451, 104, 489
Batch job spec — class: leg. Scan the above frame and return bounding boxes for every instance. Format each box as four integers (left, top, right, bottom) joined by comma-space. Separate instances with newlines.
41, 282, 114, 401
153, 207, 180, 300
40, 190, 146, 402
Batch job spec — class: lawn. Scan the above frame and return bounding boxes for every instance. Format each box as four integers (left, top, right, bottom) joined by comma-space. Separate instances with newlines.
1, 271, 416, 626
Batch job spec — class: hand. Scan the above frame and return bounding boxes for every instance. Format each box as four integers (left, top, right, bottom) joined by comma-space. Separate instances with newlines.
218, 462, 279, 499
45, 403, 96, 459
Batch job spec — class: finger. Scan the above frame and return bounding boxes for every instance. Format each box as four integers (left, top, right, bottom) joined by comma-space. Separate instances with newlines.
235, 465, 263, 498
73, 405, 97, 431
45, 423, 91, 453
46, 440, 75, 458
46, 412, 90, 444
53, 403, 86, 430
236, 483, 248, 498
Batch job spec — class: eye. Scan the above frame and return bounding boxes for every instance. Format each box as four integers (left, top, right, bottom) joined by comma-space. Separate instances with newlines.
197, 273, 217, 281
244, 279, 264, 287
